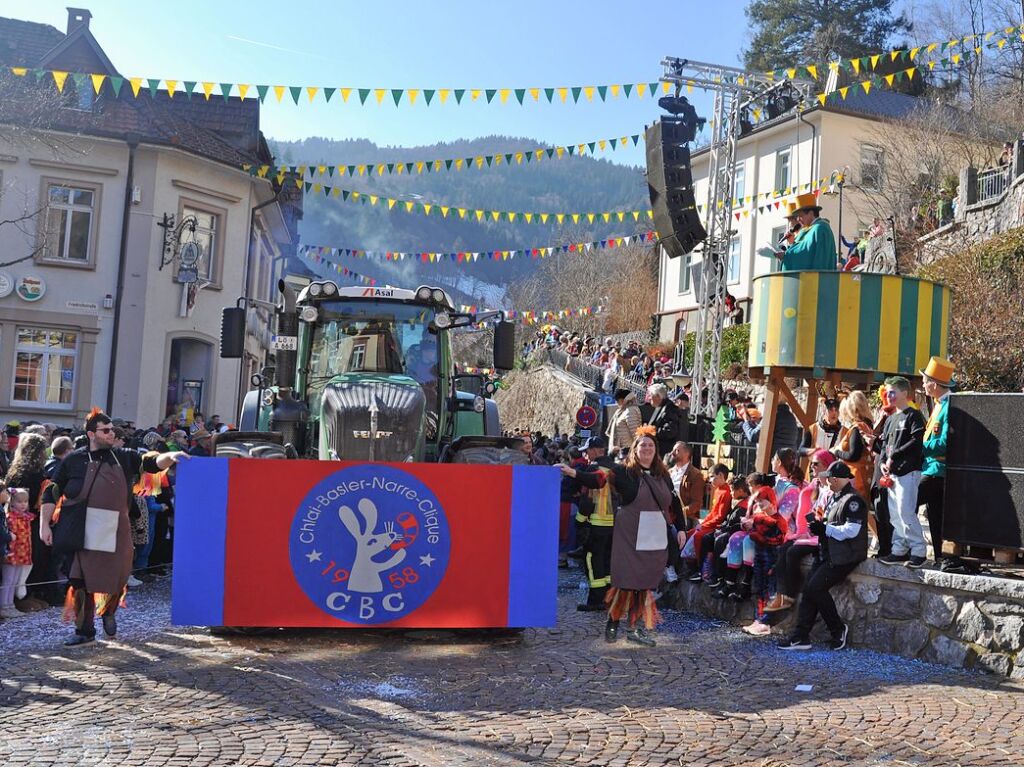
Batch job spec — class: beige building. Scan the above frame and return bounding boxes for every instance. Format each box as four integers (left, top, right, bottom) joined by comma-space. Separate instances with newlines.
656, 90, 920, 343
0, 8, 300, 428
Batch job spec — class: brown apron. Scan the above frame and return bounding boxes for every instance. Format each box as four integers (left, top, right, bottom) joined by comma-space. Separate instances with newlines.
610, 473, 672, 591
68, 453, 134, 595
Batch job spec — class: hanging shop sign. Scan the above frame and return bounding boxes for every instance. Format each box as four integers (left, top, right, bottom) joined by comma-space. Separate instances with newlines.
15, 275, 46, 302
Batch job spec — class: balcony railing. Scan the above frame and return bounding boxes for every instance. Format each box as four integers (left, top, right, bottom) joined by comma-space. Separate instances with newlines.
977, 166, 1009, 204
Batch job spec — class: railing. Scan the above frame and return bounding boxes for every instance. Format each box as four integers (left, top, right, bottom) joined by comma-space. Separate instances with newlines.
977, 166, 1010, 204
543, 348, 648, 398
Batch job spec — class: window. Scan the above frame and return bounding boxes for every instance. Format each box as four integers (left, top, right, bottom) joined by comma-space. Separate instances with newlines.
182, 205, 220, 281
678, 253, 692, 294
775, 148, 792, 191
733, 162, 746, 201
12, 327, 78, 408
861, 144, 885, 191
728, 238, 742, 284
43, 184, 95, 263
769, 225, 788, 273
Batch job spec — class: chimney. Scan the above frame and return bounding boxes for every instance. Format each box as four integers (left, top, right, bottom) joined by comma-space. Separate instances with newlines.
66, 7, 92, 35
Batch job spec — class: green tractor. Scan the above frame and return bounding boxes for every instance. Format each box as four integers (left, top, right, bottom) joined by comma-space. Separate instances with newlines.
219, 280, 517, 462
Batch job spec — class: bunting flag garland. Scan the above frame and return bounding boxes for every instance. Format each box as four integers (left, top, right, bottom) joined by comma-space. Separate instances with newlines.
506, 305, 605, 326
766, 23, 1024, 82
297, 232, 655, 267
302, 180, 653, 224
243, 133, 644, 179
6, 66, 676, 107
298, 249, 377, 286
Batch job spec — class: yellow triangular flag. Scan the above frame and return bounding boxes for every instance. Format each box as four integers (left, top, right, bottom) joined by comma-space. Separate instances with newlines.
357, 165, 366, 176
508, 212, 517, 222
475, 156, 485, 169
405, 201, 415, 213
786, 68, 797, 79
416, 161, 425, 174
556, 146, 565, 159
455, 158, 464, 170
375, 89, 386, 105
616, 212, 625, 222
806, 65, 818, 79
490, 211, 501, 221
910, 47, 920, 60
524, 213, 533, 223
165, 80, 178, 98
458, 207, 467, 219
408, 89, 419, 105
529, 87, 540, 101
598, 139, 606, 150
556, 214, 565, 225
475, 210, 485, 221
817, 93, 827, 106
272, 84, 285, 102
369, 195, 378, 205
870, 54, 881, 69
499, 88, 510, 104
387, 198, 396, 210
90, 73, 106, 94
587, 213, 595, 224
583, 86, 595, 101
557, 87, 568, 102
238, 84, 250, 100
610, 84, 620, 98
306, 86, 319, 102
129, 77, 145, 97
862, 80, 872, 94
839, 86, 849, 99
51, 71, 69, 92
423, 204, 432, 215
515, 152, 523, 164
439, 89, 450, 104
602, 212, 610, 223
340, 87, 352, 102
470, 89, 482, 101
636, 82, 647, 98
10, 67, 27, 76
662, 82, 672, 93
441, 206, 449, 217
540, 213, 549, 224
885, 73, 895, 86
850, 59, 861, 75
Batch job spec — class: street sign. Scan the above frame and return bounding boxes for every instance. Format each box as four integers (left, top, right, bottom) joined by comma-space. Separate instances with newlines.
177, 266, 199, 284
575, 405, 598, 429
578, 429, 591, 439
599, 394, 615, 408
272, 335, 298, 351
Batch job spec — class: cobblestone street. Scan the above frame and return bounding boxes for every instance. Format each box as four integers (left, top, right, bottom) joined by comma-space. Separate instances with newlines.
2, 571, 1023, 767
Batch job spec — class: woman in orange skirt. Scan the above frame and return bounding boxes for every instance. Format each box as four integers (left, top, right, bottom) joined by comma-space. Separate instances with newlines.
833, 391, 874, 499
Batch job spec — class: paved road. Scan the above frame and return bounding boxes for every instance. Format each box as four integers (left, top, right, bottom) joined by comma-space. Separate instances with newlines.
1, 571, 1023, 766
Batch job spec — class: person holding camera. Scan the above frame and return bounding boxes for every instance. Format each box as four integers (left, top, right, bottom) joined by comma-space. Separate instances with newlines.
778, 462, 868, 651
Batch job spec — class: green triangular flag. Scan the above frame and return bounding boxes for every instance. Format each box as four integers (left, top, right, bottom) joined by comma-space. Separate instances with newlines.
445, 159, 453, 170
504, 153, 513, 164
109, 76, 124, 97
524, 152, 532, 162
403, 162, 413, 173
571, 86, 582, 102
391, 89, 403, 106
323, 87, 336, 102
358, 88, 370, 104
322, 185, 330, 196
544, 87, 554, 102
33, 68, 47, 82
183, 81, 197, 97
631, 134, 640, 145
423, 89, 435, 105
218, 83, 231, 101
454, 89, 465, 103
567, 145, 575, 156
326, 166, 335, 177
147, 78, 161, 98
303, 182, 312, 192
514, 88, 525, 104
347, 165, 356, 175
287, 86, 300, 104
425, 161, 432, 173
609, 138, 617, 148
485, 88, 496, 103
256, 84, 269, 102
342, 190, 350, 200
546, 148, 555, 158
386, 163, 394, 174
597, 85, 607, 101
895, 71, 905, 81
485, 155, 493, 166
71, 72, 88, 90
623, 83, 633, 97
587, 142, 596, 153
648, 81, 658, 96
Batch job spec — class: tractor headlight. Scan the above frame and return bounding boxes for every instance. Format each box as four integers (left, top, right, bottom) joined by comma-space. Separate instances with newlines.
322, 281, 338, 296
308, 282, 323, 297
473, 395, 486, 413
433, 312, 452, 329
300, 306, 319, 323
415, 286, 433, 301
431, 288, 446, 304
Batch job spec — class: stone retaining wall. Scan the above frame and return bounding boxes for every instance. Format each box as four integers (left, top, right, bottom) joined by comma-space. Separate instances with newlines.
667, 558, 1024, 678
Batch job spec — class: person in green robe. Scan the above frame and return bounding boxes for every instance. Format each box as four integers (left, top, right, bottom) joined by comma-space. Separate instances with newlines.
775, 193, 837, 272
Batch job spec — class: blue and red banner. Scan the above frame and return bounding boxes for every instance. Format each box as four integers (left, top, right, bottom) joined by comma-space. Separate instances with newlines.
171, 458, 560, 628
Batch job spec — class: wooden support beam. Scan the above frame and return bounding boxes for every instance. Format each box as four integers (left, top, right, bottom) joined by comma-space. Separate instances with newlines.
755, 368, 783, 472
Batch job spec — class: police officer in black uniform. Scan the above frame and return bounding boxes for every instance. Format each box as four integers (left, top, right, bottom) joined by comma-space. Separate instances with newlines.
779, 462, 868, 651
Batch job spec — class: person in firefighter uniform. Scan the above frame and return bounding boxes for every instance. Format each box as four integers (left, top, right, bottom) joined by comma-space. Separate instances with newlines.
561, 436, 617, 611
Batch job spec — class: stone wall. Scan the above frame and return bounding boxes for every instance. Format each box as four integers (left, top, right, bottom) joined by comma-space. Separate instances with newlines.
917, 146, 1024, 264
668, 558, 1024, 678
493, 363, 590, 435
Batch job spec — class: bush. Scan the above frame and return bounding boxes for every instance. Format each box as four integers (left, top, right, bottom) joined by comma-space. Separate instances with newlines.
917, 229, 1024, 392
679, 324, 751, 374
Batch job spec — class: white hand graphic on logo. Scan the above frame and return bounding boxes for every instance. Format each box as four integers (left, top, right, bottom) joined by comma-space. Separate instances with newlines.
338, 498, 406, 593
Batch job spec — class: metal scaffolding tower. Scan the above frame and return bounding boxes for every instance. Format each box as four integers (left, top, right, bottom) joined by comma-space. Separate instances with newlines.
659, 58, 815, 418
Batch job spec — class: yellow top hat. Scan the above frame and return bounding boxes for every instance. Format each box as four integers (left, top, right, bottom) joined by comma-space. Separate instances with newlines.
782, 201, 799, 219
792, 192, 822, 214
920, 356, 956, 387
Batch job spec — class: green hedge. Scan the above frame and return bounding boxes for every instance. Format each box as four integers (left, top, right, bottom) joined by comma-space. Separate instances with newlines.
679, 323, 751, 373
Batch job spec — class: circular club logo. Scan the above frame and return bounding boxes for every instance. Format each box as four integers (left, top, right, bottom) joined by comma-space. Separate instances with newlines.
289, 464, 450, 625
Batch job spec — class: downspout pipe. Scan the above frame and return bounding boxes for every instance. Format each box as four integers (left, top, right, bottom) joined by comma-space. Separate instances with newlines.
106, 135, 139, 415
797, 110, 817, 187
237, 187, 282, 414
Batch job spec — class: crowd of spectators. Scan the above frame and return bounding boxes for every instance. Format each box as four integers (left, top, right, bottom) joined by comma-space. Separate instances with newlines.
0, 413, 224, 624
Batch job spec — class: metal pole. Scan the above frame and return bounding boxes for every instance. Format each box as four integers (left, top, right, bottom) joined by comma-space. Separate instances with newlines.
837, 183, 844, 261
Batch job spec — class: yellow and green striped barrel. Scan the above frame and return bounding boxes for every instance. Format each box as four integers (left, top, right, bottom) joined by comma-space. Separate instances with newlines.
748, 272, 951, 376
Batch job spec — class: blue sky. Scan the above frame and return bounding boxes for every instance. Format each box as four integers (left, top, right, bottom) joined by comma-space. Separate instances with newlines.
18, 0, 753, 166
